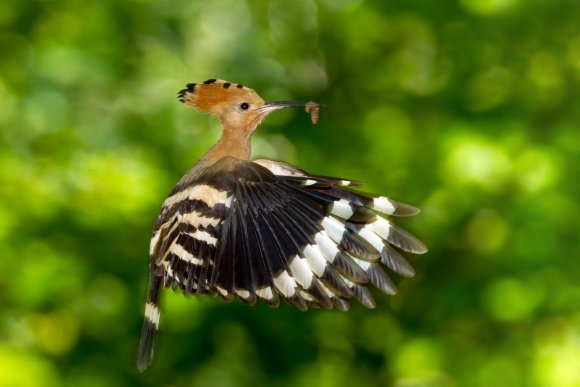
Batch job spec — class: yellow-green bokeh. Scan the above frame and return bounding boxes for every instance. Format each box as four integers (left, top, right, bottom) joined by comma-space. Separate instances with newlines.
1, 0, 578, 386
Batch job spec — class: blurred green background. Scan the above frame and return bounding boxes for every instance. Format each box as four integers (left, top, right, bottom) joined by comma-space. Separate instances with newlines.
1, 0, 579, 386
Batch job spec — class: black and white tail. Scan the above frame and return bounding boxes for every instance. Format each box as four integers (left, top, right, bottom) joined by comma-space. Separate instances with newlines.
136, 273, 162, 372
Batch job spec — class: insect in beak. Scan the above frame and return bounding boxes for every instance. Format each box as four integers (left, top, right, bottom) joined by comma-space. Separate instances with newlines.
256, 100, 321, 124
255, 100, 309, 114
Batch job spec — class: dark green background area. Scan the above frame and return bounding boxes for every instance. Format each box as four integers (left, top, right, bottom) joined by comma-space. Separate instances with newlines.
1, 0, 579, 386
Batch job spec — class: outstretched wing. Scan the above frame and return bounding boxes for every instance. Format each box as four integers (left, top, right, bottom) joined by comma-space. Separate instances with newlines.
150, 157, 427, 311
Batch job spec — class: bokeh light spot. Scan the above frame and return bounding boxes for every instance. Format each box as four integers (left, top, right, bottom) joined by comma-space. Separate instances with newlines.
67, 151, 164, 225
30, 310, 79, 355
442, 134, 512, 192
482, 278, 543, 322
0, 346, 60, 387
460, 0, 521, 15
534, 319, 580, 387
514, 148, 560, 193
394, 338, 444, 379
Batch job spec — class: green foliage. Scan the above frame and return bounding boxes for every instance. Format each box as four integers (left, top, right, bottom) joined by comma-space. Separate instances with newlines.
1, 0, 579, 386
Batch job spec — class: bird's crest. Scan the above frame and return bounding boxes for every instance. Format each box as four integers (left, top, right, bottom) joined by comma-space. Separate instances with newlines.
177, 79, 262, 116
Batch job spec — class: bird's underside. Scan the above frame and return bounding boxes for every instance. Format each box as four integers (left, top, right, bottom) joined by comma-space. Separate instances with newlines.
149, 156, 427, 311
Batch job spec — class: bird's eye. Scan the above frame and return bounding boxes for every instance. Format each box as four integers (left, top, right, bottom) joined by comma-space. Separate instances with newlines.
240, 102, 250, 111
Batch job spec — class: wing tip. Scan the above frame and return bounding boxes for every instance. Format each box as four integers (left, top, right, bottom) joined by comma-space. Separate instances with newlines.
413, 242, 429, 255
373, 197, 422, 217
393, 204, 421, 217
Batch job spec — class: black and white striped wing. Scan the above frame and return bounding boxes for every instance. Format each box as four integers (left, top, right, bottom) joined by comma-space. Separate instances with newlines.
151, 157, 427, 311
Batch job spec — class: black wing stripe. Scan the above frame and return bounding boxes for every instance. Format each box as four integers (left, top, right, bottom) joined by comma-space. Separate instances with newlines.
383, 222, 428, 254
241, 183, 297, 306
168, 253, 181, 290
190, 234, 213, 294
381, 245, 415, 277
248, 187, 291, 276
331, 251, 370, 283
211, 205, 236, 299
332, 297, 350, 311
318, 268, 353, 298
303, 283, 334, 309
317, 186, 374, 208
231, 193, 257, 305
184, 261, 196, 293
239, 185, 279, 307
238, 185, 272, 291
367, 263, 397, 295
351, 284, 376, 308
158, 220, 181, 263
279, 183, 328, 225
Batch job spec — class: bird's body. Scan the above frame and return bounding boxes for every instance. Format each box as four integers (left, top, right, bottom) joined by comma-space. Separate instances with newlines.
137, 79, 427, 371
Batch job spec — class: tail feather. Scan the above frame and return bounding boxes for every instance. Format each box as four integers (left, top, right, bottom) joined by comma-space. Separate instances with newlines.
137, 274, 162, 372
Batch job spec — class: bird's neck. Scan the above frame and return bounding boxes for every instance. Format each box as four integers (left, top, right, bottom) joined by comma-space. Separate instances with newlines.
197, 123, 253, 167
178, 129, 251, 185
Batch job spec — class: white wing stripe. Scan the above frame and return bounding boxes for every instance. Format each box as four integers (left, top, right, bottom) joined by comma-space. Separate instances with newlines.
352, 256, 371, 270
330, 199, 354, 219
164, 184, 232, 208
372, 197, 396, 214
169, 243, 204, 265
180, 211, 221, 228
303, 245, 327, 277
187, 230, 218, 246
366, 216, 391, 240
273, 271, 297, 297
256, 287, 274, 300
356, 227, 385, 253
289, 256, 314, 288
314, 231, 339, 262
321, 216, 346, 244
149, 229, 161, 256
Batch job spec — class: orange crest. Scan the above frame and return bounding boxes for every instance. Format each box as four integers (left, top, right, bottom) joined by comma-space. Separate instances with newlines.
178, 79, 264, 116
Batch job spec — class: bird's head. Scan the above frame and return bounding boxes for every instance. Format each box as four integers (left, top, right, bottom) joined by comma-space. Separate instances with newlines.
178, 79, 309, 135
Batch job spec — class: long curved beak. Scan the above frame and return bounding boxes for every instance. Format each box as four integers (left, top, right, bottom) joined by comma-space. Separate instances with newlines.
255, 100, 308, 114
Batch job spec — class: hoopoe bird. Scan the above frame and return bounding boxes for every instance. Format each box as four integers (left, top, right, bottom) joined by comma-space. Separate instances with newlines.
137, 79, 427, 371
